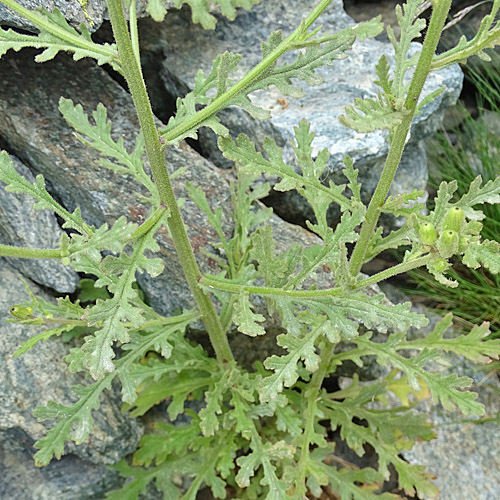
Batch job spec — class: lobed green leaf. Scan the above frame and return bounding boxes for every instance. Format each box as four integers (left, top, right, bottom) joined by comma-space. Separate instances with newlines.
0, 151, 93, 235
0, 8, 119, 69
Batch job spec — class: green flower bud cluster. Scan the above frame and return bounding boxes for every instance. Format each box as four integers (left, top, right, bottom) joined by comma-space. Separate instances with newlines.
418, 207, 477, 262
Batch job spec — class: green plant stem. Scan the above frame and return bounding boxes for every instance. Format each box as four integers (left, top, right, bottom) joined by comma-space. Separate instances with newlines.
349, 0, 452, 277
106, 0, 233, 365
160, 0, 333, 144
0, 0, 117, 61
295, 339, 333, 495
21, 311, 200, 329
220, 295, 237, 333
0, 244, 62, 259
353, 254, 432, 289
201, 254, 432, 297
201, 275, 343, 298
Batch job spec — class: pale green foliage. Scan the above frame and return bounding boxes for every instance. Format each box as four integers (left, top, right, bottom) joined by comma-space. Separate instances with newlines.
0, 151, 92, 235
456, 174, 500, 218
463, 239, 500, 273
1, 0, 500, 499
381, 189, 425, 217
82, 220, 165, 379
161, 19, 383, 144
219, 120, 353, 211
321, 379, 438, 498
233, 292, 266, 336
0, 7, 119, 69
33, 317, 194, 466
388, 0, 426, 103
147, 0, 261, 27
405, 313, 499, 364
12, 293, 86, 356
432, 0, 500, 68
339, 93, 410, 133
339, 0, 439, 133
59, 98, 160, 205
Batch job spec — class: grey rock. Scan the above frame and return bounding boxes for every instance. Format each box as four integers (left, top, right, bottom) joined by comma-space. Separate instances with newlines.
344, 0, 401, 39
0, 0, 223, 34
402, 358, 500, 500
0, 259, 142, 495
139, 0, 462, 224
0, 155, 79, 293
0, 428, 121, 500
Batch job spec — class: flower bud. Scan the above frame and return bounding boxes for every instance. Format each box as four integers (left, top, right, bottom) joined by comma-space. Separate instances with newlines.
437, 230, 459, 258
443, 207, 465, 233
10, 305, 33, 319
419, 222, 438, 245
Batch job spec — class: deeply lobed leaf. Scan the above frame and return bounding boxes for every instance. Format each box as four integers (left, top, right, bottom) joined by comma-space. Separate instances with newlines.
0, 8, 119, 69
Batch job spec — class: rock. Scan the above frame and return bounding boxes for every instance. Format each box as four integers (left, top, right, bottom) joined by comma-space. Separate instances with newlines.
0, 155, 79, 293
0, 0, 234, 34
0, 428, 122, 500
0, 259, 142, 497
138, 0, 463, 225
0, 49, 221, 315
401, 357, 500, 500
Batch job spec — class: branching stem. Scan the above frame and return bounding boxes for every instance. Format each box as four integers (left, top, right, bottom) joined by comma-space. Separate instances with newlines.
201, 254, 432, 297
295, 339, 334, 495
160, 0, 334, 144
349, 0, 452, 276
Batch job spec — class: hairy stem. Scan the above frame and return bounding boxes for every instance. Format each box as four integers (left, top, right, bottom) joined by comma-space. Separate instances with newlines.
128, 0, 140, 67
127, 206, 167, 242
201, 275, 343, 298
349, 0, 452, 276
201, 253, 432, 297
353, 254, 432, 289
106, 0, 233, 364
0, 244, 62, 259
25, 311, 199, 330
